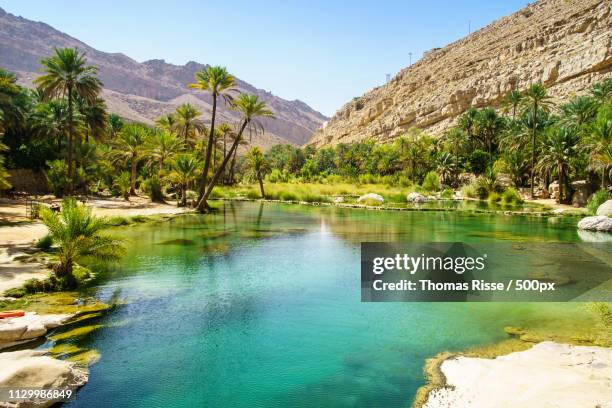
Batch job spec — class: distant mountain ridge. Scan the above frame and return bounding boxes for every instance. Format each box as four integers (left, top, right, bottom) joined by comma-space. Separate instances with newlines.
0, 7, 328, 147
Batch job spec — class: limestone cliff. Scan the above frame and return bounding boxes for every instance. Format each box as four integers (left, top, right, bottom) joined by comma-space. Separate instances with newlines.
309, 0, 611, 147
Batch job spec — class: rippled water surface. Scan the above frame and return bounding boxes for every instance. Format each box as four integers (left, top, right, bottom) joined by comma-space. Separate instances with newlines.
64, 201, 593, 407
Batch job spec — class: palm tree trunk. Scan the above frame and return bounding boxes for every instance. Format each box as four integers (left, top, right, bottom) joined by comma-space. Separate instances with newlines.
258, 175, 265, 198
530, 101, 538, 198
222, 133, 227, 184
130, 154, 137, 195
67, 85, 74, 194
181, 183, 187, 207
557, 164, 563, 204
229, 145, 238, 184
199, 93, 217, 200
197, 120, 248, 211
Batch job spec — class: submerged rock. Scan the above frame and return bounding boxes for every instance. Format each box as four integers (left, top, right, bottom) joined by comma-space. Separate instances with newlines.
596, 199, 612, 216
0, 349, 88, 407
357, 193, 384, 204
0, 312, 72, 349
407, 192, 427, 203
577, 216, 612, 232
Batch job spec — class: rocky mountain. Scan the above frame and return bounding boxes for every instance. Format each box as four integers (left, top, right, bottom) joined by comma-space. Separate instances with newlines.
309, 0, 611, 147
0, 7, 328, 147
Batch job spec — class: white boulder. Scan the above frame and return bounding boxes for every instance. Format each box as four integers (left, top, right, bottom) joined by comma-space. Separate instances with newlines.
407, 192, 427, 203
577, 216, 612, 232
0, 349, 88, 407
596, 199, 612, 216
357, 193, 384, 204
0, 312, 72, 349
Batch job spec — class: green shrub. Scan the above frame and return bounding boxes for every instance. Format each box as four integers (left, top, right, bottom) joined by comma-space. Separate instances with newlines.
246, 189, 260, 199
422, 171, 441, 192
359, 197, 383, 206
587, 189, 611, 215
280, 191, 299, 201
460, 181, 478, 198
441, 188, 454, 199
358, 174, 379, 185
142, 176, 165, 202
46, 160, 69, 197
113, 172, 132, 200
501, 187, 524, 205
302, 193, 329, 203
487, 192, 501, 204
35, 234, 53, 250
469, 150, 490, 175
209, 189, 227, 199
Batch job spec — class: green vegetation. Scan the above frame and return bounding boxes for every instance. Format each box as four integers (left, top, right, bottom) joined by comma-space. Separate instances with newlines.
0, 47, 610, 210
586, 189, 611, 215
40, 198, 125, 289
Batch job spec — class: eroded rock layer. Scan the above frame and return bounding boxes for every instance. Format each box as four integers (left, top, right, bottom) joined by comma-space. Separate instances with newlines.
309, 0, 611, 147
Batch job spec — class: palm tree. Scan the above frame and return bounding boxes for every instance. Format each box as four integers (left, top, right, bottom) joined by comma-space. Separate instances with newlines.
474, 107, 505, 156
585, 110, 612, 188
112, 124, 149, 195
0, 139, 10, 189
40, 198, 124, 289
108, 114, 124, 139
228, 131, 249, 185
537, 126, 579, 203
590, 78, 612, 104
246, 147, 270, 197
436, 152, 455, 185
113, 171, 132, 201
560, 96, 598, 129
522, 83, 553, 198
196, 94, 274, 211
217, 123, 234, 183
35, 48, 102, 193
502, 89, 523, 118
155, 112, 178, 134
189, 66, 236, 198
30, 100, 71, 152
458, 107, 478, 141
174, 103, 203, 145
0, 68, 24, 132
145, 129, 184, 175
79, 96, 108, 142
169, 154, 201, 207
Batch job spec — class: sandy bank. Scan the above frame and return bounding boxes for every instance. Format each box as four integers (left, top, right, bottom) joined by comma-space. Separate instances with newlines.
0, 196, 188, 294
423, 341, 612, 408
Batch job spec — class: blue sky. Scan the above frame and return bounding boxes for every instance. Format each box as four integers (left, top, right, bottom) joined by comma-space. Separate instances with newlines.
1, 0, 528, 116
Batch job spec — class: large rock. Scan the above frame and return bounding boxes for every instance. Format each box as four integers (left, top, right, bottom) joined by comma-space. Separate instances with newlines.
407, 192, 428, 203
0, 349, 88, 407
596, 199, 612, 216
571, 180, 589, 207
308, 0, 611, 148
357, 193, 384, 205
548, 181, 560, 201
577, 216, 612, 232
0, 312, 72, 349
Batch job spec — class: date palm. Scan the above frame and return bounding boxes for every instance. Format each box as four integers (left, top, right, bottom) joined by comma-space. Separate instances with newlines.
169, 153, 201, 207
590, 78, 612, 104
155, 112, 178, 134
40, 198, 124, 289
560, 96, 598, 129
522, 83, 553, 198
246, 147, 270, 197
145, 129, 184, 175
78, 96, 108, 142
196, 94, 273, 211
537, 126, 579, 203
502, 89, 523, 118
474, 107, 505, 156
585, 110, 612, 188
0, 68, 24, 132
108, 114, 124, 139
175, 103, 203, 145
112, 124, 149, 195
189, 66, 236, 198
35, 48, 102, 193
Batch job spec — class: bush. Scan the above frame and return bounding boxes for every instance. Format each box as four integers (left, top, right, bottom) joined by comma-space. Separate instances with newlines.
142, 176, 165, 202
246, 189, 260, 199
35, 234, 53, 250
587, 189, 611, 215
46, 160, 69, 197
358, 174, 379, 185
487, 192, 501, 204
469, 150, 490, 175
460, 180, 478, 198
280, 191, 299, 201
422, 171, 441, 192
441, 188, 454, 199
501, 187, 524, 205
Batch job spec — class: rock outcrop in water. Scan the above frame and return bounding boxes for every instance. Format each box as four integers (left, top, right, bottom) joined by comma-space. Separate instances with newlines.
309, 0, 611, 147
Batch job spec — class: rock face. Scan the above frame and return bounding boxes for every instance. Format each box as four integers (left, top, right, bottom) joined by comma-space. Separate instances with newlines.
309, 0, 611, 147
0, 7, 328, 147
577, 215, 612, 232
596, 199, 612, 216
0, 312, 72, 349
423, 342, 612, 408
0, 349, 88, 407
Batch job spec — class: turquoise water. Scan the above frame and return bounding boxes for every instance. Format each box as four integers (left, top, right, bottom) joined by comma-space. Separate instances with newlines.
63, 202, 590, 407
